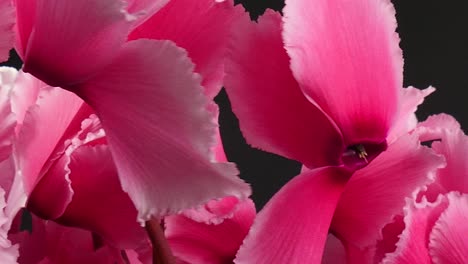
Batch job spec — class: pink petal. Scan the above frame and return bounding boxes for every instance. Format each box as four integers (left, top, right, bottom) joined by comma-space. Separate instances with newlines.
234, 167, 351, 264
9, 71, 42, 127
125, 0, 170, 26
0, 0, 15, 62
19, 0, 133, 87
381, 196, 449, 264
429, 192, 468, 264
57, 145, 146, 249
0, 188, 19, 263
430, 129, 468, 194
0, 68, 17, 160
15, 86, 86, 195
322, 234, 346, 264
78, 39, 250, 221
165, 198, 255, 264
387, 87, 435, 143
416, 113, 461, 142
130, 0, 243, 98
12, 0, 35, 59
283, 0, 401, 147
332, 133, 445, 247
224, 9, 343, 168
373, 215, 406, 263
181, 196, 244, 225
13, 214, 125, 264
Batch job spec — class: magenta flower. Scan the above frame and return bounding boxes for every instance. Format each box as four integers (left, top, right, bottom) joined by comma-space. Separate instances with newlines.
11, 0, 250, 224
224, 0, 445, 262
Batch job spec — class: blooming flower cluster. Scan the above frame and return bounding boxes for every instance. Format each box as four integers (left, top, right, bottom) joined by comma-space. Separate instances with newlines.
0, 0, 466, 263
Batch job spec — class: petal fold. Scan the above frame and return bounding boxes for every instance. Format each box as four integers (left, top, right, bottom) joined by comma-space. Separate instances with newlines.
130, 0, 244, 98
79, 39, 250, 221
19, 0, 132, 86
225, 10, 343, 168
429, 192, 468, 264
234, 167, 350, 264
165, 198, 255, 264
283, 0, 402, 146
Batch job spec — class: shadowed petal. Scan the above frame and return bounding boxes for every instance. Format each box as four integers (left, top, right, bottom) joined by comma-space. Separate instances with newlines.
225, 10, 343, 168
130, 0, 245, 98
429, 192, 468, 264
19, 0, 133, 86
165, 198, 255, 264
78, 39, 250, 222
0, 0, 15, 62
234, 167, 351, 264
57, 145, 147, 249
332, 133, 445, 248
283, 0, 401, 146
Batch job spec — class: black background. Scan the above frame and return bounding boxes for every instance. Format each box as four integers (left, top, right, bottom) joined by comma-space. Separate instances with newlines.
3, 0, 468, 209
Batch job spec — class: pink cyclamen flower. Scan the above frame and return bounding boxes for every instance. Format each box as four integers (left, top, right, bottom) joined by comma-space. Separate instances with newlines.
12, 0, 250, 223
0, 0, 15, 62
224, 0, 445, 262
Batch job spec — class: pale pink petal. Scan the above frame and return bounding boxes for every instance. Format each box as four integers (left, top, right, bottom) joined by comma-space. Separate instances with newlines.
15, 86, 86, 195
283, 0, 401, 147
78, 39, 250, 221
430, 129, 468, 194
0, 188, 19, 263
0, 67, 17, 162
57, 145, 146, 249
181, 196, 244, 225
0, 0, 15, 62
416, 114, 461, 142
224, 10, 343, 168
322, 235, 346, 264
234, 167, 351, 264
429, 192, 468, 264
125, 0, 169, 26
165, 198, 255, 264
130, 0, 245, 98
387, 87, 435, 143
19, 0, 133, 87
10, 71, 42, 127
332, 133, 445, 247
381, 196, 449, 264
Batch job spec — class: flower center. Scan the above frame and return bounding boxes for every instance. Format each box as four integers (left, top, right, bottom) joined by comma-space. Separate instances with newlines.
342, 141, 387, 171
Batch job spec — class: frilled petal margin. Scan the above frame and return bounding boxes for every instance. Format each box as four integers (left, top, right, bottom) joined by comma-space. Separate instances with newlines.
0, 188, 19, 263
77, 39, 250, 222
165, 198, 255, 264
429, 192, 468, 264
0, 0, 15, 62
331, 133, 445, 248
387, 87, 435, 143
16, 86, 85, 195
57, 145, 146, 249
224, 10, 343, 168
381, 195, 449, 264
130, 0, 245, 98
282, 0, 401, 146
234, 167, 351, 264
